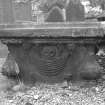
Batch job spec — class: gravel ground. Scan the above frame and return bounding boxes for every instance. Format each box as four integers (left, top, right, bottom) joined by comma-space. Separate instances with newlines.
0, 58, 105, 105
0, 81, 105, 105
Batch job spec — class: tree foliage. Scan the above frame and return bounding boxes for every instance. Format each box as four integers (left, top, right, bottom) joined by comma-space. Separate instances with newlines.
89, 0, 105, 10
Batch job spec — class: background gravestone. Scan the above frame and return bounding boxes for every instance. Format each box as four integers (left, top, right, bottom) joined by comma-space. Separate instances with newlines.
0, 0, 15, 23
13, 1, 32, 21
66, 1, 85, 21
45, 6, 64, 22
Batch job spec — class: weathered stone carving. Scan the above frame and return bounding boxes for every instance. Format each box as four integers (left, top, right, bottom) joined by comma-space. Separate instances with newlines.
2, 42, 101, 84
6, 43, 72, 83
2, 53, 19, 79
0, 0, 104, 85
31, 44, 70, 77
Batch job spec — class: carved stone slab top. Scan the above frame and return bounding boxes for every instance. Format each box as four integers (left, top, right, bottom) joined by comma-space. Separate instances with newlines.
0, 22, 104, 37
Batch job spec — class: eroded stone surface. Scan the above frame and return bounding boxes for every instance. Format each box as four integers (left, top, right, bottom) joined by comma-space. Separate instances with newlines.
66, 46, 101, 81
2, 43, 101, 84
7, 44, 71, 83
2, 53, 19, 80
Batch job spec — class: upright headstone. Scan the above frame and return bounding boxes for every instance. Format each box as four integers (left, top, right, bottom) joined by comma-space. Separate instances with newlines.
0, 1, 3, 23
101, 1, 105, 10
66, 1, 85, 21
13, 1, 32, 21
0, 0, 15, 23
45, 6, 64, 22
